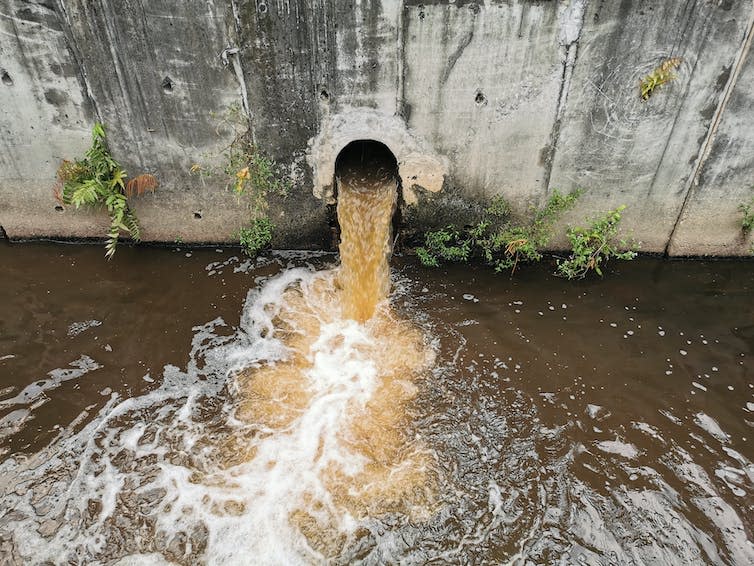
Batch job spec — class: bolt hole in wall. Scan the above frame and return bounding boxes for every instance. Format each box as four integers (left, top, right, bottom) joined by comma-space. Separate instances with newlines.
475, 90, 487, 105
161, 76, 173, 94
1, 69, 13, 86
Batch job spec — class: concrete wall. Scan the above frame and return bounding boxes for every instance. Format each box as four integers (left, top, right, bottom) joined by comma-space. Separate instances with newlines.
1, 0, 753, 255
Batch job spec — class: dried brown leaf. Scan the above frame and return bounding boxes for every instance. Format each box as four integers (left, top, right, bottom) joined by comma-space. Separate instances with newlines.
125, 174, 158, 198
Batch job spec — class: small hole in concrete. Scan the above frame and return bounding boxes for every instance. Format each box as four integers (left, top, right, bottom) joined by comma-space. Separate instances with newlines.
475, 91, 487, 106
161, 76, 174, 93
54, 205, 64, 212
320, 89, 329, 101
193, 211, 202, 219
258, 2, 268, 14
1, 70, 13, 86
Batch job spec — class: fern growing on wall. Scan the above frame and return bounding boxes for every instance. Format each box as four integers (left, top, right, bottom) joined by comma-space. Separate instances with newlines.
54, 123, 157, 258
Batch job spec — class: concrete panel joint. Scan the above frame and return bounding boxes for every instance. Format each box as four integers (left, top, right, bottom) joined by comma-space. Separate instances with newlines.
667, 0, 754, 254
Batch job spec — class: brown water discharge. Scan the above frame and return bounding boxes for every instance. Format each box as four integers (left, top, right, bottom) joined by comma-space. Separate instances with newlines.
233, 143, 436, 557
335, 141, 398, 323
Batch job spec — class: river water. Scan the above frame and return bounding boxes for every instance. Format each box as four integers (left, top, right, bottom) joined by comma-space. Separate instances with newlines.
1, 234, 752, 564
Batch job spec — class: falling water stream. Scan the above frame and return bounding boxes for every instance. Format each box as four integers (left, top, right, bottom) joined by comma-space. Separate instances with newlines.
0, 154, 753, 563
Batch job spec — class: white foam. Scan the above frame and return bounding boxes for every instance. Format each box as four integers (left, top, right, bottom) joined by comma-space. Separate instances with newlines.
693, 412, 730, 444
596, 439, 639, 459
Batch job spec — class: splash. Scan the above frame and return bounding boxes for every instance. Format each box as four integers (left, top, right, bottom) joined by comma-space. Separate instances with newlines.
229, 147, 437, 559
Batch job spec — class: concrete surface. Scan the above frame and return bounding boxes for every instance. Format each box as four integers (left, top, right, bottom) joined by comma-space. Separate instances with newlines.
1, 0, 753, 255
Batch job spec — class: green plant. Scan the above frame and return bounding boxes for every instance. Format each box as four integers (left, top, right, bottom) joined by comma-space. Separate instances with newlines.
239, 217, 273, 257
415, 190, 581, 273
640, 57, 682, 101
416, 226, 472, 267
556, 205, 638, 279
54, 123, 157, 258
476, 190, 581, 274
191, 103, 288, 256
739, 197, 754, 232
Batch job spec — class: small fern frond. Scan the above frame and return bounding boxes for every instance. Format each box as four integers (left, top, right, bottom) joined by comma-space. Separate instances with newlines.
109, 167, 127, 191
123, 209, 141, 241
53, 181, 64, 204
92, 122, 106, 141
71, 179, 102, 208
105, 222, 120, 260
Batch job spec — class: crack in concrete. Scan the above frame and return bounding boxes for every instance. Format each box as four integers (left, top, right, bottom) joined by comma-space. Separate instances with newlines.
439, 24, 474, 86
542, 0, 586, 194
644, 19, 714, 201
226, 0, 254, 143
665, 0, 754, 255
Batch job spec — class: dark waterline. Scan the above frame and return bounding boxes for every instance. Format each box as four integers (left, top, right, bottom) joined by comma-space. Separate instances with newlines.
0, 241, 752, 563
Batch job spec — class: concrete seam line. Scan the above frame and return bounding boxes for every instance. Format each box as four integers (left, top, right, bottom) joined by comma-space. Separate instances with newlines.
665, 0, 754, 255
543, 0, 587, 194
644, 25, 710, 202
439, 26, 474, 87
54, 0, 103, 124
395, 3, 406, 117
227, 0, 255, 143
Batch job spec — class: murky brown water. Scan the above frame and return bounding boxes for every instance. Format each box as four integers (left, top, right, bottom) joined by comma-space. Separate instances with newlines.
1, 236, 753, 564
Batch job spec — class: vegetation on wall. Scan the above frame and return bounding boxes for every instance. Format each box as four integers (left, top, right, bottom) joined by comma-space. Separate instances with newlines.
191, 103, 289, 256
739, 196, 754, 254
415, 191, 638, 279
239, 217, 274, 257
415, 226, 472, 267
416, 190, 581, 274
739, 197, 754, 233
556, 205, 638, 279
640, 57, 682, 101
474, 190, 581, 274
54, 123, 157, 258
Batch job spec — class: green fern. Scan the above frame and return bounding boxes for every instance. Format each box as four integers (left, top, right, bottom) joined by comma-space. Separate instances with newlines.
55, 123, 157, 258
70, 180, 101, 208
475, 189, 582, 274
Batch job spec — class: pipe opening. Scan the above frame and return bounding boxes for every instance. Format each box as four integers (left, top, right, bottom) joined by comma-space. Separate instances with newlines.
330, 140, 402, 252
334, 140, 398, 185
